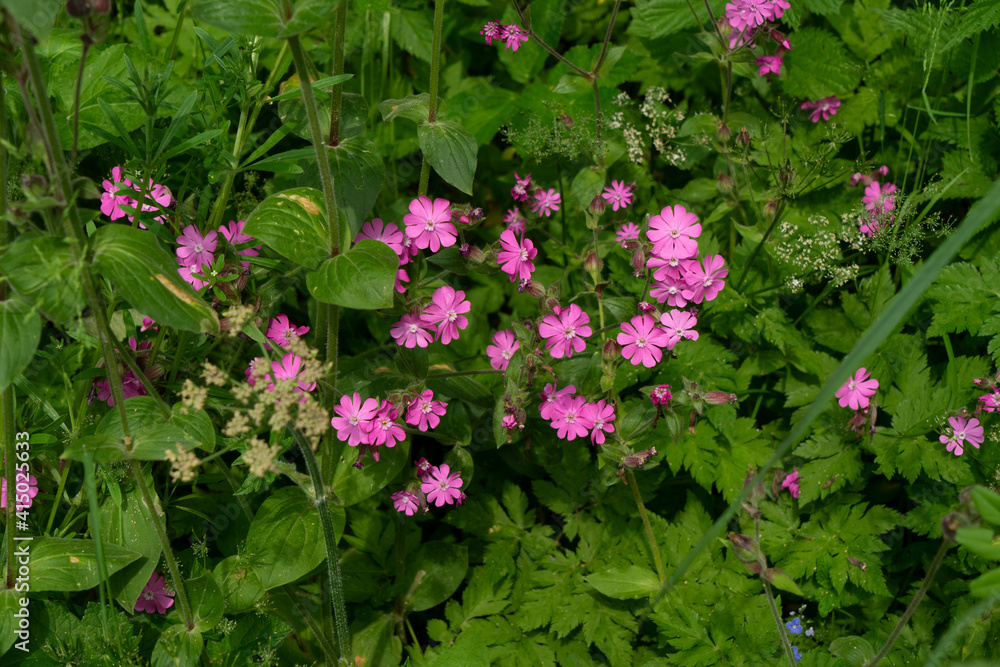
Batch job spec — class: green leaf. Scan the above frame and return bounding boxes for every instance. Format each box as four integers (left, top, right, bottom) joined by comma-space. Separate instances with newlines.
0, 590, 22, 654
0, 295, 41, 393
192, 0, 337, 38
956, 528, 1000, 560
403, 541, 469, 612
829, 636, 877, 665
926, 259, 1000, 336
100, 489, 163, 612
151, 625, 203, 667
586, 566, 661, 599
326, 137, 385, 241
762, 567, 804, 596
91, 225, 219, 334
306, 240, 398, 309
418, 121, 478, 195
330, 435, 410, 506
214, 556, 265, 613
396, 345, 429, 380
378, 93, 431, 123
0, 236, 85, 324
628, 0, 725, 39
969, 566, 1000, 597
972, 486, 1000, 526
188, 573, 225, 631
28, 537, 141, 592
781, 28, 862, 98
170, 404, 217, 452
244, 486, 331, 589
244, 187, 331, 270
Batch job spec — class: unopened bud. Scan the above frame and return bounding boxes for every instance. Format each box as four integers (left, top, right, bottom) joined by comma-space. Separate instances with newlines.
544, 297, 561, 313
466, 245, 486, 263
941, 512, 966, 543
705, 391, 738, 405
718, 16, 733, 36
727, 533, 762, 565
522, 280, 544, 298
623, 239, 642, 252
21, 174, 47, 197
717, 122, 731, 142
637, 301, 655, 314
66, 0, 91, 17
623, 447, 657, 468
631, 248, 646, 276
737, 126, 751, 147
584, 251, 601, 276
716, 172, 734, 195
779, 169, 794, 185
602, 339, 622, 362
589, 195, 606, 216
763, 199, 778, 219
144, 365, 164, 382
560, 112, 574, 127
92, 0, 110, 12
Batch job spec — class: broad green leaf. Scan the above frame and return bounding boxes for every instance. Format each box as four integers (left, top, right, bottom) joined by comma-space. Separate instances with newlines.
244, 187, 331, 270
396, 345, 428, 380
0, 236, 85, 324
0, 0, 61, 41
214, 556, 265, 613
586, 566, 661, 599
192, 0, 337, 38
91, 225, 220, 334
782, 28, 862, 98
628, 0, 725, 39
28, 537, 141, 592
418, 121, 478, 195
829, 636, 877, 665
306, 240, 398, 310
101, 490, 163, 612
330, 435, 410, 506
0, 590, 22, 654
403, 541, 469, 612
325, 136, 385, 240
187, 573, 225, 632
972, 486, 1000, 526
969, 566, 1000, 598
0, 295, 41, 393
956, 527, 1000, 560
378, 93, 430, 123
170, 404, 217, 452
129, 422, 200, 460
151, 625, 203, 667
352, 612, 404, 667
245, 486, 344, 589
762, 567, 805, 596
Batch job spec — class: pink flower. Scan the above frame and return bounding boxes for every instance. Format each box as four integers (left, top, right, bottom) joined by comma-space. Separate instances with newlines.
178, 264, 210, 291
980, 388, 1000, 412
496, 229, 537, 282
421, 464, 464, 506
725, 0, 774, 32
602, 181, 635, 211
403, 196, 456, 252
863, 181, 898, 213
647, 205, 701, 259
781, 468, 800, 499
502, 413, 518, 432
659, 309, 699, 348
648, 252, 698, 282
100, 167, 135, 221
550, 395, 595, 441
500, 24, 529, 52
940, 416, 984, 456
356, 218, 405, 257
176, 225, 217, 268
1, 471, 38, 511
617, 314, 672, 368
486, 329, 520, 371
421, 286, 470, 345
392, 490, 420, 516
414, 457, 433, 481
219, 220, 260, 267
405, 390, 448, 431
540, 383, 577, 420
332, 392, 379, 446
268, 353, 316, 402
649, 275, 690, 308
391, 313, 435, 348
583, 400, 616, 445
616, 222, 641, 247
93, 370, 146, 406
141, 317, 157, 332
835, 368, 879, 410
638, 301, 655, 314
364, 401, 406, 448
756, 55, 782, 76
651, 384, 673, 405
399, 235, 419, 266
538, 304, 592, 359
531, 188, 561, 218
395, 267, 410, 294
245, 358, 264, 387
511, 172, 532, 203
801, 96, 841, 123
682, 254, 728, 303
135, 572, 175, 614
265, 314, 310, 349
480, 20, 502, 45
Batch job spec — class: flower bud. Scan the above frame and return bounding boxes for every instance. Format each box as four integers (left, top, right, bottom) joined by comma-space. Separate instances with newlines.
144, 365, 164, 382
560, 112, 574, 127
637, 301, 655, 314
718, 16, 733, 37
66, 0, 91, 17
716, 172, 734, 195
465, 245, 486, 264
589, 194, 606, 216
21, 173, 47, 198
705, 391, 738, 405
544, 297, 561, 313
941, 512, 966, 543
584, 251, 601, 276
779, 169, 794, 185
602, 339, 622, 362
763, 199, 778, 219
631, 248, 646, 277
92, 0, 110, 12
522, 280, 545, 298
623, 239, 642, 252
623, 447, 657, 468
737, 127, 751, 148
717, 122, 731, 142
727, 533, 763, 567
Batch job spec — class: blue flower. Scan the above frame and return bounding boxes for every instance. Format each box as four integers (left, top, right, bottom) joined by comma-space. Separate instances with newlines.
792, 646, 802, 662
785, 617, 803, 635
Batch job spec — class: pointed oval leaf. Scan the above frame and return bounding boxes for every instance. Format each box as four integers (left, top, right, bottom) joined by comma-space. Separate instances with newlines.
330, 436, 410, 507
306, 239, 398, 309
101, 489, 163, 612
828, 636, 877, 665
403, 541, 469, 612
586, 566, 662, 599
0, 236, 85, 324
244, 187, 331, 270
192, 0, 337, 38
972, 486, 1000, 527
417, 120, 478, 195
91, 225, 219, 334
0, 295, 41, 393
28, 537, 142, 592
188, 573, 225, 632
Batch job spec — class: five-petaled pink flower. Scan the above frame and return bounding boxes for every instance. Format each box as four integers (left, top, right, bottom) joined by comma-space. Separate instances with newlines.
364, 401, 406, 448
480, 20, 502, 45
421, 286, 470, 344
511, 172, 532, 202
647, 205, 701, 259
549, 395, 594, 441
392, 490, 420, 515
268, 353, 316, 402
602, 181, 635, 211
176, 225, 217, 268
219, 219, 260, 268
756, 55, 782, 76
421, 464, 464, 506
939, 416, 984, 456
540, 383, 577, 420
391, 313, 435, 348
539, 304, 592, 359
651, 384, 673, 405
531, 188, 561, 218
659, 310, 700, 348
725, 0, 775, 31
403, 196, 456, 252
616, 222, 641, 247
357, 218, 405, 257
862, 182, 898, 213
836, 367, 879, 410
500, 24, 529, 52
266, 314, 310, 349
406, 390, 448, 431
801, 96, 841, 123
486, 329, 520, 371
584, 400, 616, 445
682, 254, 728, 303
617, 314, 673, 368
135, 572, 175, 614
1, 471, 38, 511
496, 229, 538, 282
331, 392, 379, 446
781, 468, 800, 499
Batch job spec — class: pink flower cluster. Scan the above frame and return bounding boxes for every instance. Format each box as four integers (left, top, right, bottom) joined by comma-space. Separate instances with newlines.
723, 0, 791, 52
176, 220, 260, 292
390, 286, 470, 348
617, 311, 699, 368
538, 383, 616, 445
332, 391, 449, 464
100, 166, 172, 228
505, 172, 561, 223
848, 167, 897, 236
480, 20, 528, 52
89, 336, 150, 407
392, 458, 465, 514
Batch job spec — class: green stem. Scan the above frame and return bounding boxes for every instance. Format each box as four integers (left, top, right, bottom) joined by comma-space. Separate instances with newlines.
165, 0, 188, 64
2, 386, 15, 589
327, 0, 347, 146
82, 449, 116, 647
626, 469, 665, 584
70, 40, 91, 166
287, 35, 340, 255
864, 542, 950, 667
290, 427, 351, 664
418, 0, 446, 196
207, 105, 248, 230
734, 201, 785, 291
763, 579, 799, 666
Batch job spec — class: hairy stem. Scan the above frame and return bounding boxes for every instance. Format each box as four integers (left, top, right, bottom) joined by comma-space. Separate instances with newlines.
2, 387, 15, 589
328, 0, 347, 146
763, 579, 799, 666
70, 40, 91, 166
626, 469, 665, 584
418, 0, 446, 196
